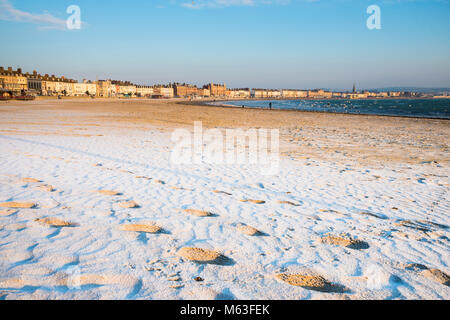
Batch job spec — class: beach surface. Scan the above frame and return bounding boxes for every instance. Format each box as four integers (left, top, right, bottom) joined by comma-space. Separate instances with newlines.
0, 98, 449, 300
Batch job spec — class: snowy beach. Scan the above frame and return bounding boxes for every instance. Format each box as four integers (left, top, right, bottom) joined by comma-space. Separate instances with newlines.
0, 99, 449, 300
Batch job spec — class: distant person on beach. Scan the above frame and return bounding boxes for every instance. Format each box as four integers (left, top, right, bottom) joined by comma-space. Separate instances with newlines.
269, 102, 272, 110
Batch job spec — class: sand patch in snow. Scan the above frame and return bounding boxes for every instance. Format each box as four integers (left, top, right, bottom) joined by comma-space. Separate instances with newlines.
236, 224, 260, 236
421, 269, 450, 286
358, 211, 388, 220
121, 223, 161, 233
277, 200, 299, 206
319, 209, 343, 215
35, 217, 75, 227
118, 201, 139, 208
213, 190, 232, 196
0, 202, 36, 209
240, 199, 266, 204
170, 284, 184, 289
168, 276, 181, 282
94, 190, 121, 196
184, 209, 213, 217
276, 273, 345, 293
178, 247, 229, 264
21, 178, 42, 183
319, 234, 369, 250
135, 176, 151, 180
35, 185, 55, 192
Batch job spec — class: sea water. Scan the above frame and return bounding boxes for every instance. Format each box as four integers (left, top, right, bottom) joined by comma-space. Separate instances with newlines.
218, 99, 450, 119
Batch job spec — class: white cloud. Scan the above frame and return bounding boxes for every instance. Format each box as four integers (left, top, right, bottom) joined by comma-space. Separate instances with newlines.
0, 0, 67, 30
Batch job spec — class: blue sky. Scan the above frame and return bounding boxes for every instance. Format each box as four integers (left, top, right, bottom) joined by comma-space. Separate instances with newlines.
1, 0, 449, 89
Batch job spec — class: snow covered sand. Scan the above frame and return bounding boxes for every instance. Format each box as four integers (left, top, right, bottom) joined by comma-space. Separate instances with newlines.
0, 99, 449, 300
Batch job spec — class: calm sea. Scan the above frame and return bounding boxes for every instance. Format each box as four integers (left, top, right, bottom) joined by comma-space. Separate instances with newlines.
217, 99, 450, 119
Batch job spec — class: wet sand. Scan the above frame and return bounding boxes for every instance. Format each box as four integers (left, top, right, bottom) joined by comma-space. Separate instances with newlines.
0, 98, 448, 167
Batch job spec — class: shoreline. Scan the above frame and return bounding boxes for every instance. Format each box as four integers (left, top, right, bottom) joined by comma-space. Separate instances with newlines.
2, 96, 449, 120
181, 99, 450, 121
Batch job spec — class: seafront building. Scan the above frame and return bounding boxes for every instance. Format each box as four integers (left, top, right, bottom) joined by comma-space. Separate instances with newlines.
0, 66, 438, 100
0, 67, 28, 95
345, 93, 367, 99
307, 89, 333, 99
27, 74, 42, 94
227, 88, 251, 99
73, 80, 97, 96
252, 89, 267, 99
111, 80, 137, 97
26, 71, 76, 96
153, 85, 174, 98
0, 67, 80, 97
119, 84, 137, 97
136, 85, 154, 97
207, 82, 227, 97
199, 87, 211, 97
174, 84, 202, 98
282, 89, 308, 99
97, 80, 118, 97
267, 89, 282, 98
252, 89, 282, 99
174, 83, 247, 98
48, 78, 76, 96
174, 83, 229, 98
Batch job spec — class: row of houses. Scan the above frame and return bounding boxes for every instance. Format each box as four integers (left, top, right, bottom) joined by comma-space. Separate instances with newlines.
1, 66, 426, 100
0, 67, 177, 98
252, 89, 403, 99
0, 67, 230, 99
173, 83, 251, 98
1, 67, 99, 97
